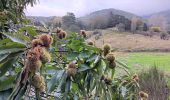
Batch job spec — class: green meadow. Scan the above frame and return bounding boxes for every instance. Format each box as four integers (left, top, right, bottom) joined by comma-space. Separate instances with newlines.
117, 52, 170, 74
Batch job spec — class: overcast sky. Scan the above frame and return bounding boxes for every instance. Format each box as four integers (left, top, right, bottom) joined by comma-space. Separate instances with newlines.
25, 0, 170, 17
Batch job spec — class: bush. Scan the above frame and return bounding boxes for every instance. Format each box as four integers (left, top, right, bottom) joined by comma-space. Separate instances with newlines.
150, 27, 161, 32
0, 29, 139, 99
138, 66, 169, 100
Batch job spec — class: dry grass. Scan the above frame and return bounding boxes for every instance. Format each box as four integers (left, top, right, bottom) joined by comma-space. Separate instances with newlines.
87, 29, 170, 52
138, 67, 169, 100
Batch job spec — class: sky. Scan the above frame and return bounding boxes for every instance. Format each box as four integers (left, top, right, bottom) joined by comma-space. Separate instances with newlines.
25, 0, 170, 17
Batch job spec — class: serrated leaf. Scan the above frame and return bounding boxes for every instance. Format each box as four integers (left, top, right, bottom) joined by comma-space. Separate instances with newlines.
2, 32, 30, 45
78, 64, 91, 72
19, 26, 38, 37
47, 69, 65, 93
0, 54, 10, 63
56, 72, 67, 92
0, 76, 15, 91
73, 94, 78, 100
65, 77, 71, 93
67, 52, 79, 61
0, 39, 12, 46
0, 42, 26, 55
0, 57, 17, 77
86, 54, 98, 62
0, 89, 12, 100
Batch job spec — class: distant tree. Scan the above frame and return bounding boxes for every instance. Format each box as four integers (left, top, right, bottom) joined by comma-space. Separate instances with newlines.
148, 15, 167, 31
89, 15, 109, 29
62, 12, 76, 29
77, 20, 86, 29
107, 12, 131, 30
143, 23, 148, 31
116, 23, 125, 32
131, 16, 138, 33
69, 24, 80, 33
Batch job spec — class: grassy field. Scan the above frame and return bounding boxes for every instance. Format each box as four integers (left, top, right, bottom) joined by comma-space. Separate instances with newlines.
117, 52, 170, 76
87, 29, 170, 52
87, 29, 170, 85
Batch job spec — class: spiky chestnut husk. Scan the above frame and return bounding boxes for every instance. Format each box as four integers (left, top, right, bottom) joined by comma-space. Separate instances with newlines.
108, 61, 116, 69
104, 77, 112, 85
57, 32, 63, 39
103, 50, 110, 57
41, 50, 51, 63
80, 30, 87, 38
104, 44, 111, 51
132, 74, 139, 82
58, 31, 67, 39
139, 91, 148, 99
106, 53, 115, 62
33, 46, 51, 63
38, 84, 46, 92
68, 62, 77, 68
38, 34, 53, 49
67, 62, 77, 76
67, 68, 77, 76
32, 74, 44, 88
88, 41, 94, 45
31, 39, 43, 48
56, 27, 62, 33
38, 76, 46, 92
61, 31, 67, 38
103, 44, 111, 56
27, 49, 41, 62
25, 59, 42, 73
26, 49, 42, 72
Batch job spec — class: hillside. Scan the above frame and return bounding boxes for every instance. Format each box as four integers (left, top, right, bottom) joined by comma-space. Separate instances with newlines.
27, 16, 62, 24
27, 8, 138, 27
145, 9, 170, 22
79, 8, 138, 25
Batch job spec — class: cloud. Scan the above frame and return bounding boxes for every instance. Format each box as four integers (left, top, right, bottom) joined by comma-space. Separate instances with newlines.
25, 0, 170, 17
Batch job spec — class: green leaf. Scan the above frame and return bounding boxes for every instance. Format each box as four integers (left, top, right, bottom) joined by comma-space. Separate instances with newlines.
0, 42, 26, 55
0, 76, 15, 91
115, 60, 129, 69
65, 77, 71, 93
67, 52, 79, 61
19, 26, 38, 37
47, 69, 65, 93
86, 54, 98, 62
79, 51, 91, 59
2, 32, 30, 45
67, 40, 85, 52
56, 72, 67, 93
0, 54, 10, 63
85, 73, 93, 93
0, 89, 12, 100
0, 57, 17, 77
0, 39, 12, 46
78, 64, 91, 72
73, 94, 78, 100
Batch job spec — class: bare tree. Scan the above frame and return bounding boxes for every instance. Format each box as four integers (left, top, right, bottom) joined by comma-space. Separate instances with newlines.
148, 15, 167, 31
131, 16, 138, 34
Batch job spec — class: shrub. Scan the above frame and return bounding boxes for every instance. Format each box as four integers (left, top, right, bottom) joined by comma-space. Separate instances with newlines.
150, 27, 161, 32
138, 66, 169, 100
0, 29, 139, 99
